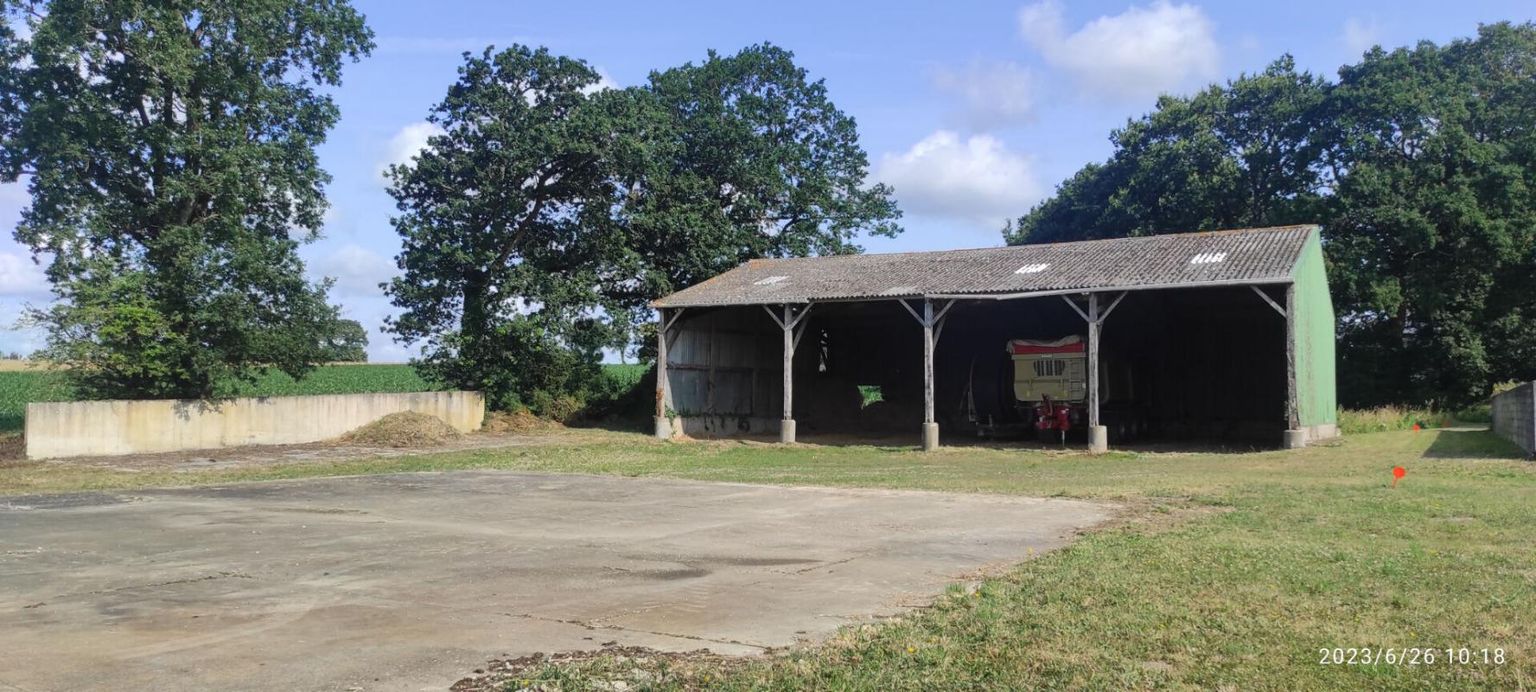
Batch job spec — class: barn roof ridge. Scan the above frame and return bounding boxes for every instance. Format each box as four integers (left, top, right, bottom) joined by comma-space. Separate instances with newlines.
744, 224, 1317, 265
656, 224, 1319, 308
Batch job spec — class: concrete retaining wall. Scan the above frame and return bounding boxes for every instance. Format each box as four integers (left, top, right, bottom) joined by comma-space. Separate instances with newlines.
1490, 382, 1535, 458
25, 391, 485, 460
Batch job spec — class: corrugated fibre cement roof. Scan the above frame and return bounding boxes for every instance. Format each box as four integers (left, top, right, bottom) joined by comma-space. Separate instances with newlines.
654, 225, 1316, 308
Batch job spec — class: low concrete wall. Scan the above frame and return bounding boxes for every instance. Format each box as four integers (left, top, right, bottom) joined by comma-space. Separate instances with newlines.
26, 391, 485, 460
1491, 382, 1535, 458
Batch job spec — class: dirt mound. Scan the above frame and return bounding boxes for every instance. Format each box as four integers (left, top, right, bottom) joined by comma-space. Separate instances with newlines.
481, 409, 561, 434
338, 411, 462, 448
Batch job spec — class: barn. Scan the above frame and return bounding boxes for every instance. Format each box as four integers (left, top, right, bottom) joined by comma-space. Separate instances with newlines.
649, 225, 1337, 451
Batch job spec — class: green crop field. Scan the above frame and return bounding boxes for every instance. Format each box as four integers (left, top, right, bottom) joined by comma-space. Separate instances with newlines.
0, 371, 73, 434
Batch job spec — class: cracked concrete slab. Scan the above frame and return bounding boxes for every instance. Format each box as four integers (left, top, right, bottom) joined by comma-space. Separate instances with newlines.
0, 471, 1111, 691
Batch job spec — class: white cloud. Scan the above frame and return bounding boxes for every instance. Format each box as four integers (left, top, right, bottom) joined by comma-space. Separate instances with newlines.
931, 60, 1037, 131
875, 130, 1043, 228
582, 67, 621, 95
0, 252, 50, 298
1342, 17, 1382, 56
313, 243, 397, 298
377, 121, 445, 183
1018, 0, 1219, 101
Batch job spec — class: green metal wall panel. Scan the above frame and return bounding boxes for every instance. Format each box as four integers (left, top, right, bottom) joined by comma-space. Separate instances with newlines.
1292, 230, 1337, 426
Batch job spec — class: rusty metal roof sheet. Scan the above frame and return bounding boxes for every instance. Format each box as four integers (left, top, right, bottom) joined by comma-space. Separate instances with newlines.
653, 225, 1316, 308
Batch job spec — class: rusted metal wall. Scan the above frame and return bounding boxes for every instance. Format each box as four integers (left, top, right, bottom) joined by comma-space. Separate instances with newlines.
1490, 382, 1535, 457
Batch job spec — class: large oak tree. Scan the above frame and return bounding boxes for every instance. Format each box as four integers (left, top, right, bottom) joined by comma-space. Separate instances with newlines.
383, 46, 636, 410
0, 0, 373, 399
385, 43, 900, 410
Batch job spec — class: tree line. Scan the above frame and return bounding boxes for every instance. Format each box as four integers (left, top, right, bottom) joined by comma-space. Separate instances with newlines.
4, 0, 1530, 413
0, 1, 899, 412
1006, 23, 1536, 408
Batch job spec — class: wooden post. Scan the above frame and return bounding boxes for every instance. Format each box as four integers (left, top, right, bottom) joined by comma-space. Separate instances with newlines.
1060, 292, 1121, 453
782, 304, 795, 443
1285, 284, 1300, 431
922, 300, 938, 451
1087, 293, 1100, 429
654, 308, 670, 440
899, 298, 952, 451
1252, 284, 1305, 448
923, 300, 935, 424
764, 304, 811, 443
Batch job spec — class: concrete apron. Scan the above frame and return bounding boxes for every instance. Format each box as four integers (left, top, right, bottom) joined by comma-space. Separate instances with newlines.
0, 471, 1114, 692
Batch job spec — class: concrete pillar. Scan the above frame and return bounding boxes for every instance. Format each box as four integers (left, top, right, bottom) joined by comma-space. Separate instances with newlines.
1087, 425, 1108, 454
780, 418, 797, 444
922, 422, 940, 451
1283, 429, 1308, 449
654, 416, 672, 440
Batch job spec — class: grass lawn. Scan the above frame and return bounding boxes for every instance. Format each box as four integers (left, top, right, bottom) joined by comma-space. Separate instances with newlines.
3, 428, 1533, 688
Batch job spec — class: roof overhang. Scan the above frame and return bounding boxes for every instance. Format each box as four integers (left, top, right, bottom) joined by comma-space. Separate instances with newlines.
653, 276, 1295, 309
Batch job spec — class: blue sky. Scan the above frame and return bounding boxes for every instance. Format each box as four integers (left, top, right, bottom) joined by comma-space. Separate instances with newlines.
2, 0, 1532, 360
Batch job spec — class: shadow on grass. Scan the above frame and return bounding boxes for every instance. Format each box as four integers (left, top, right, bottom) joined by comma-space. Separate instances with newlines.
1422, 428, 1529, 459
604, 427, 1283, 455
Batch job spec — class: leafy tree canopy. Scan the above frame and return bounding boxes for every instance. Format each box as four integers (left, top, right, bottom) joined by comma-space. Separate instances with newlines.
0, 0, 374, 399
321, 318, 368, 362
383, 45, 635, 410
1005, 24, 1536, 407
606, 44, 902, 326
385, 43, 899, 410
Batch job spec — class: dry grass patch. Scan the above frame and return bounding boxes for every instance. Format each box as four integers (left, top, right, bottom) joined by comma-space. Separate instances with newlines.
481, 409, 561, 434
337, 411, 462, 447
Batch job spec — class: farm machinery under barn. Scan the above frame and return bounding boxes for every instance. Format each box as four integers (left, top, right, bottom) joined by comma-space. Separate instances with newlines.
967, 335, 1148, 444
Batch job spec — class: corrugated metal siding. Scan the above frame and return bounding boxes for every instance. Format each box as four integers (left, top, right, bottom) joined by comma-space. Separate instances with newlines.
1293, 232, 1338, 427
655, 225, 1315, 308
665, 308, 780, 417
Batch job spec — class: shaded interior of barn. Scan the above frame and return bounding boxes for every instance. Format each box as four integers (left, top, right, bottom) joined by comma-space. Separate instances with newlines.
663, 286, 1289, 445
